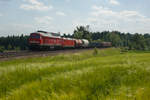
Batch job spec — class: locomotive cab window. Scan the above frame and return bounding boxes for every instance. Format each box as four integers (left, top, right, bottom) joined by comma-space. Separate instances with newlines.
30, 34, 40, 39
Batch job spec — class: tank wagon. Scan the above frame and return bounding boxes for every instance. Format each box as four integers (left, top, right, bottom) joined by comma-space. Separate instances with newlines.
28, 31, 89, 50
81, 39, 89, 48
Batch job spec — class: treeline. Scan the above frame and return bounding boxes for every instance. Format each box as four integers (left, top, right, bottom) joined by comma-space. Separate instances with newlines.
0, 25, 150, 52
0, 34, 29, 52
91, 31, 150, 50
64, 26, 150, 50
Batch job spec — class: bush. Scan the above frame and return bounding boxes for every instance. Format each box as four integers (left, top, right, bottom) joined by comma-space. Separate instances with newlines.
0, 46, 5, 53
120, 47, 129, 53
15, 47, 20, 51
7, 44, 12, 50
93, 47, 98, 56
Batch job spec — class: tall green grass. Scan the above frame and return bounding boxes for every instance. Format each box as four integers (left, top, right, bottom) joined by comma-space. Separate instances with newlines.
0, 48, 150, 100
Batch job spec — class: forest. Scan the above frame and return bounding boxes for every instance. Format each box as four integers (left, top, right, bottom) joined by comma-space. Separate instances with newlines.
0, 25, 150, 52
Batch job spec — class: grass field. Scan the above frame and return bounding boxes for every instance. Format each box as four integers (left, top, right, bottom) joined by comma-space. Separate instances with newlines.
0, 48, 150, 100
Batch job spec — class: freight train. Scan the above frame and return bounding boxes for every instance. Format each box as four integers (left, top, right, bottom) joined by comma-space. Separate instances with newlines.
28, 31, 111, 50
28, 31, 89, 50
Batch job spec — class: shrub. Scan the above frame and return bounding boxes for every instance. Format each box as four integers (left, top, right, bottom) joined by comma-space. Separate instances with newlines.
15, 47, 20, 51
93, 47, 98, 56
0, 46, 5, 53
120, 47, 129, 53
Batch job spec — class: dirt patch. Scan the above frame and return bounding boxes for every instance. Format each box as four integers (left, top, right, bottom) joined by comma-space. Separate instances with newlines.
0, 48, 98, 62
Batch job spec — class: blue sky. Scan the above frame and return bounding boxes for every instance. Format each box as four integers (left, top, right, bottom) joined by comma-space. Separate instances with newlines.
0, 0, 150, 36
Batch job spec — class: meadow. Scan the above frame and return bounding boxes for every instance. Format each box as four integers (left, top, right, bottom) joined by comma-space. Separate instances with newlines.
0, 48, 150, 100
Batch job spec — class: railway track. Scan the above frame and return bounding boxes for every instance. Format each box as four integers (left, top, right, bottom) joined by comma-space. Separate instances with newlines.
0, 48, 95, 61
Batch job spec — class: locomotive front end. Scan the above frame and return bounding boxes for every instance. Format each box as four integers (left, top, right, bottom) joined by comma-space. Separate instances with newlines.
29, 33, 43, 50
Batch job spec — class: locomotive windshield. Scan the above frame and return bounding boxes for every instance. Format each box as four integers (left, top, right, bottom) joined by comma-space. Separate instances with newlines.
30, 34, 40, 39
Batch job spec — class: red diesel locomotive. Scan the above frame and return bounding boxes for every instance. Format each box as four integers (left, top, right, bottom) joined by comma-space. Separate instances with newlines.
28, 31, 89, 50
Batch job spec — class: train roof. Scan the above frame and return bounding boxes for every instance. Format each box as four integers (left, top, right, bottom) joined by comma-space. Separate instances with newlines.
32, 31, 61, 38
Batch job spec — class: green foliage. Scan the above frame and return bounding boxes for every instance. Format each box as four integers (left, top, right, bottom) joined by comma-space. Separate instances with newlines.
14, 47, 20, 51
0, 49, 150, 100
0, 34, 29, 51
107, 32, 122, 47
7, 44, 12, 50
72, 26, 150, 50
0, 46, 4, 53
73, 25, 92, 41
93, 47, 98, 56
120, 47, 129, 53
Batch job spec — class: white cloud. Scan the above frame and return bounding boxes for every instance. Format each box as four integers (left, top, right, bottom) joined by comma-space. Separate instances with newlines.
120, 10, 145, 18
20, 0, 53, 11
91, 5, 116, 17
35, 16, 53, 24
91, 5, 147, 21
74, 5, 150, 33
34, 16, 55, 31
109, 0, 120, 5
56, 11, 66, 16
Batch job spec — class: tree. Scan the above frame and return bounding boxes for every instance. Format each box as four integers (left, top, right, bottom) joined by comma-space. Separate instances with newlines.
0, 35, 29, 51
107, 32, 122, 47
131, 34, 146, 50
73, 25, 92, 41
